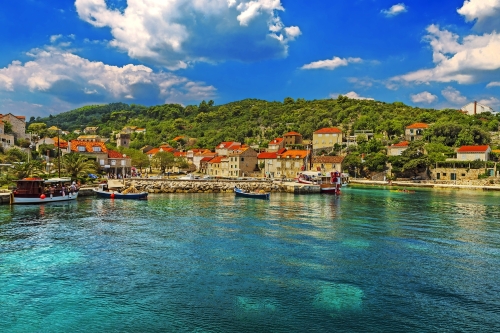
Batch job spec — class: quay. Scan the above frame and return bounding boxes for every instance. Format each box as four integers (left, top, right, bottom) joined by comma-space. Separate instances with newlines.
0, 179, 320, 205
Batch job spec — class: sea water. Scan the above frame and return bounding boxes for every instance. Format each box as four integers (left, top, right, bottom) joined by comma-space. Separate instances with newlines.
1, 187, 499, 332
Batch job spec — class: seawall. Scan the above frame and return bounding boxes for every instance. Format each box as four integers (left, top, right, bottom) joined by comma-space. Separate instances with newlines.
0, 179, 321, 204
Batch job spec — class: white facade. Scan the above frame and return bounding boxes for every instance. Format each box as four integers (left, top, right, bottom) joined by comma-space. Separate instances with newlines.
461, 102, 496, 116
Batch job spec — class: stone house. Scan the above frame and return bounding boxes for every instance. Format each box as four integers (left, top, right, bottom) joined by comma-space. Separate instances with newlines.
227, 147, 258, 177
206, 156, 224, 177
267, 138, 284, 152
456, 145, 491, 161
84, 126, 99, 134
68, 140, 131, 175
187, 149, 216, 171
77, 135, 102, 142
116, 133, 131, 148
311, 156, 345, 173
0, 119, 15, 148
215, 141, 242, 156
388, 141, 409, 156
405, 123, 428, 141
257, 152, 278, 178
0, 113, 26, 141
313, 127, 343, 150
283, 131, 303, 146
276, 150, 309, 179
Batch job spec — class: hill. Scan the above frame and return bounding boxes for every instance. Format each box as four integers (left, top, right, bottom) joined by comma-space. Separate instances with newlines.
30, 96, 499, 150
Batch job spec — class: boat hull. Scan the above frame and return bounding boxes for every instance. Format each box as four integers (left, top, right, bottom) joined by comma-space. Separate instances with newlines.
234, 187, 270, 200
94, 190, 148, 199
11, 192, 79, 204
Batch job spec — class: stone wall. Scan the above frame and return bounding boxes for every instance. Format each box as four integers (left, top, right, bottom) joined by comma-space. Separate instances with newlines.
124, 179, 290, 193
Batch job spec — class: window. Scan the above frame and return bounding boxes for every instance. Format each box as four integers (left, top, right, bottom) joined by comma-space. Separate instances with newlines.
93, 146, 101, 152
111, 160, 116, 166
100, 159, 105, 165
78, 146, 86, 152
241, 157, 244, 161
318, 134, 322, 137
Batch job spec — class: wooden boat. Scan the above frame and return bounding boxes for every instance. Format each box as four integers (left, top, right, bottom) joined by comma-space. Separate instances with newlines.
10, 177, 79, 204
234, 187, 270, 200
94, 183, 148, 199
319, 171, 343, 195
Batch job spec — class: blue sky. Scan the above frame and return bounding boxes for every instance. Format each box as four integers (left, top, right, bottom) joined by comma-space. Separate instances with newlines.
1, 0, 499, 118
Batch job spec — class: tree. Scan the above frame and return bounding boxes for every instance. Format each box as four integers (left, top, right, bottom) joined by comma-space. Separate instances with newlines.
5, 148, 27, 163
27, 123, 47, 137
61, 153, 97, 179
8, 160, 44, 179
4, 121, 13, 134
151, 151, 175, 173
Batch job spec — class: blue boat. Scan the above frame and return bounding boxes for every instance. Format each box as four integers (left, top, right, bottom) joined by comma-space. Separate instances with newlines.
234, 187, 270, 200
94, 183, 148, 200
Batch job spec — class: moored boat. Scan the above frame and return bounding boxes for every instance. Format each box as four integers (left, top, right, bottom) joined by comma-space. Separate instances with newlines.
10, 177, 79, 204
94, 183, 148, 199
234, 187, 270, 200
319, 171, 343, 195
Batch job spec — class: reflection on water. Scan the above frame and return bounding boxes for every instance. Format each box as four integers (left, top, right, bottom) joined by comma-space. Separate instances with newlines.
1, 188, 500, 332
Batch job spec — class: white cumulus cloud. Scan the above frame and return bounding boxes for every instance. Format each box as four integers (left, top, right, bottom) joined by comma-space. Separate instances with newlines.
441, 86, 467, 105
301, 57, 362, 70
478, 97, 500, 107
381, 3, 407, 17
487, 81, 500, 87
457, 0, 500, 30
391, 24, 500, 85
411, 91, 438, 104
74, 0, 300, 69
0, 47, 216, 109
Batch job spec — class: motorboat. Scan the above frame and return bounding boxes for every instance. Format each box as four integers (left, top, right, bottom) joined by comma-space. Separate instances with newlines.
10, 177, 79, 204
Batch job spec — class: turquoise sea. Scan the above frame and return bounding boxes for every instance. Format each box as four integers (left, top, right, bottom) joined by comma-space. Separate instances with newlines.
1, 187, 500, 332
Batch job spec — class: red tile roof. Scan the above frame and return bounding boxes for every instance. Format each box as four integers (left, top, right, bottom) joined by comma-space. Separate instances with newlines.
457, 145, 490, 153
314, 127, 342, 134
279, 150, 309, 159
147, 148, 160, 155
284, 131, 302, 136
258, 152, 278, 159
70, 140, 107, 153
391, 141, 409, 147
174, 152, 186, 157
269, 138, 283, 145
208, 156, 224, 163
406, 122, 429, 129
200, 156, 213, 162
108, 150, 129, 158
312, 156, 345, 163
277, 148, 287, 154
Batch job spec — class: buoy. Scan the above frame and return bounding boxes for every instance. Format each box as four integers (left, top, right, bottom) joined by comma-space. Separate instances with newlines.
40, 194, 46, 199
110, 193, 115, 199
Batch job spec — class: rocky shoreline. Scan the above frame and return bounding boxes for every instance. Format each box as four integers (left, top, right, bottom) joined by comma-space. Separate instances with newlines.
115, 179, 318, 194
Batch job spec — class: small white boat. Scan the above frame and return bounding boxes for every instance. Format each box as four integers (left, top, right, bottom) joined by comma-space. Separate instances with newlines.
11, 177, 79, 204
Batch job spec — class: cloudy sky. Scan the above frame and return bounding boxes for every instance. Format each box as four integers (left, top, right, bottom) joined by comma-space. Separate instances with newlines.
1, 0, 499, 117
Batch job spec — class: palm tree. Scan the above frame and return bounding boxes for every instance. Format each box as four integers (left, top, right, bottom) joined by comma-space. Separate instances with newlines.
61, 153, 97, 179
9, 160, 45, 179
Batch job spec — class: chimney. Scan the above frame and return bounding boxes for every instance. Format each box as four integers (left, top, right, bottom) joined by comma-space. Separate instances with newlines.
474, 101, 477, 115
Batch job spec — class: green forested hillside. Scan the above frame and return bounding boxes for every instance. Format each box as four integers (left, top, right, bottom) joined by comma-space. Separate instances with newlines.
31, 96, 499, 150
